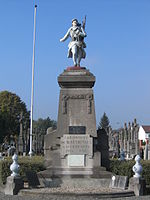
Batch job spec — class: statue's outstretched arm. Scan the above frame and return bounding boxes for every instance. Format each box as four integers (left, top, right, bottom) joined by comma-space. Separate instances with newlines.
60, 28, 70, 42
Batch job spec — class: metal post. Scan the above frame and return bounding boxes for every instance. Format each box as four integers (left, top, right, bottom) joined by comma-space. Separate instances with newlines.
29, 5, 37, 157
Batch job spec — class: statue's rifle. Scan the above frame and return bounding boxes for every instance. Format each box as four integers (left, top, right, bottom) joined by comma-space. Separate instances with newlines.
82, 15, 86, 31
80, 15, 86, 46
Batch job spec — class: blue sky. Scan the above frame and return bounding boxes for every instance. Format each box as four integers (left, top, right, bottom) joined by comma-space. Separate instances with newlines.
0, 0, 150, 129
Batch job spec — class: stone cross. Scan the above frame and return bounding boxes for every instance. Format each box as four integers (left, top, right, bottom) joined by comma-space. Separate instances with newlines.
131, 122, 134, 143
120, 129, 124, 150
124, 123, 128, 153
18, 112, 23, 154
128, 122, 131, 141
134, 119, 140, 155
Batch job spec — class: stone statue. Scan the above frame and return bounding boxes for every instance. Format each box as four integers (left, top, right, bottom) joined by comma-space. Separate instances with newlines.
60, 18, 87, 66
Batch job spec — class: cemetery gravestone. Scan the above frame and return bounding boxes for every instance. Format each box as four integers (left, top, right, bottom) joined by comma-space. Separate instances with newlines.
110, 175, 128, 190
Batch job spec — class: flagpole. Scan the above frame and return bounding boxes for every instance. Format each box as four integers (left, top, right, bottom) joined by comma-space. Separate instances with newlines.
29, 5, 37, 157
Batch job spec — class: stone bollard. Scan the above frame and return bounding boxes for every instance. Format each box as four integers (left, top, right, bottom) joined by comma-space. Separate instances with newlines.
4, 154, 24, 195
132, 155, 142, 178
10, 154, 20, 176
129, 155, 146, 196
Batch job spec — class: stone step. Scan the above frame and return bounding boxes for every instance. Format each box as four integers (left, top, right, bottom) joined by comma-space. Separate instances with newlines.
19, 188, 135, 198
19, 177, 135, 198
46, 166, 107, 172
38, 167, 112, 179
38, 168, 92, 178
39, 177, 112, 188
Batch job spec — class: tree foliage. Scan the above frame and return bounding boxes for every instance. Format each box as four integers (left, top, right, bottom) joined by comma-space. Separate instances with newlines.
98, 112, 110, 131
33, 117, 57, 135
0, 91, 30, 143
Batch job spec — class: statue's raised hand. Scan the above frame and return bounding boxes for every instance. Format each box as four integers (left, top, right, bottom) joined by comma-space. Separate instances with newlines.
60, 38, 64, 42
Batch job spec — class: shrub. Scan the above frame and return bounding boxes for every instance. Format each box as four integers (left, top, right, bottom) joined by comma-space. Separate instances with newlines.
141, 160, 150, 186
0, 156, 45, 184
110, 159, 150, 186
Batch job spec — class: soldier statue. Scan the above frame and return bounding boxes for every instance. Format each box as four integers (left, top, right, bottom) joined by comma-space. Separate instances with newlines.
60, 18, 87, 66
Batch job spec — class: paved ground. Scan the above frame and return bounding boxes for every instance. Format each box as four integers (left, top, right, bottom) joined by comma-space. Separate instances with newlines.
0, 192, 150, 200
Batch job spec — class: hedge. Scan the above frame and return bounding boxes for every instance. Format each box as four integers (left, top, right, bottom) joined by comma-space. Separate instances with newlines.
110, 159, 150, 186
0, 156, 46, 184
1, 156, 150, 186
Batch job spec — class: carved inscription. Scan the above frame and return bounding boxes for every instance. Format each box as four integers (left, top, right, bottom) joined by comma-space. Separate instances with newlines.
61, 94, 93, 114
69, 126, 86, 134
60, 134, 93, 158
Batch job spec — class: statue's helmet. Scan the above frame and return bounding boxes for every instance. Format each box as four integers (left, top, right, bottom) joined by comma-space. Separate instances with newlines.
72, 18, 78, 24
72, 18, 81, 26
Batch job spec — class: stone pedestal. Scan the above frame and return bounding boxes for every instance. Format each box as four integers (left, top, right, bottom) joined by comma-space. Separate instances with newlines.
129, 177, 146, 196
4, 176, 24, 195
57, 67, 97, 138
43, 67, 110, 178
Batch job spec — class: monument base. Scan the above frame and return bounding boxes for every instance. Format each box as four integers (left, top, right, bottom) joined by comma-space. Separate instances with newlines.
38, 176, 111, 188
43, 67, 111, 187
129, 177, 146, 196
4, 176, 24, 195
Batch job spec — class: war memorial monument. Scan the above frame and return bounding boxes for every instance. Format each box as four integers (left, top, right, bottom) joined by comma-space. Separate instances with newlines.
38, 19, 145, 197
29, 19, 145, 197
4, 18, 146, 198
41, 18, 112, 181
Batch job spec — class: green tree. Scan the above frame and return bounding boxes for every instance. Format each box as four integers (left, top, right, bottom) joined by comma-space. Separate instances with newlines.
33, 117, 57, 135
0, 91, 30, 143
98, 112, 110, 131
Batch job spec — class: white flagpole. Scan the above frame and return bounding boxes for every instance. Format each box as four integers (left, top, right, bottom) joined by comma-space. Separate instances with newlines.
29, 5, 37, 157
